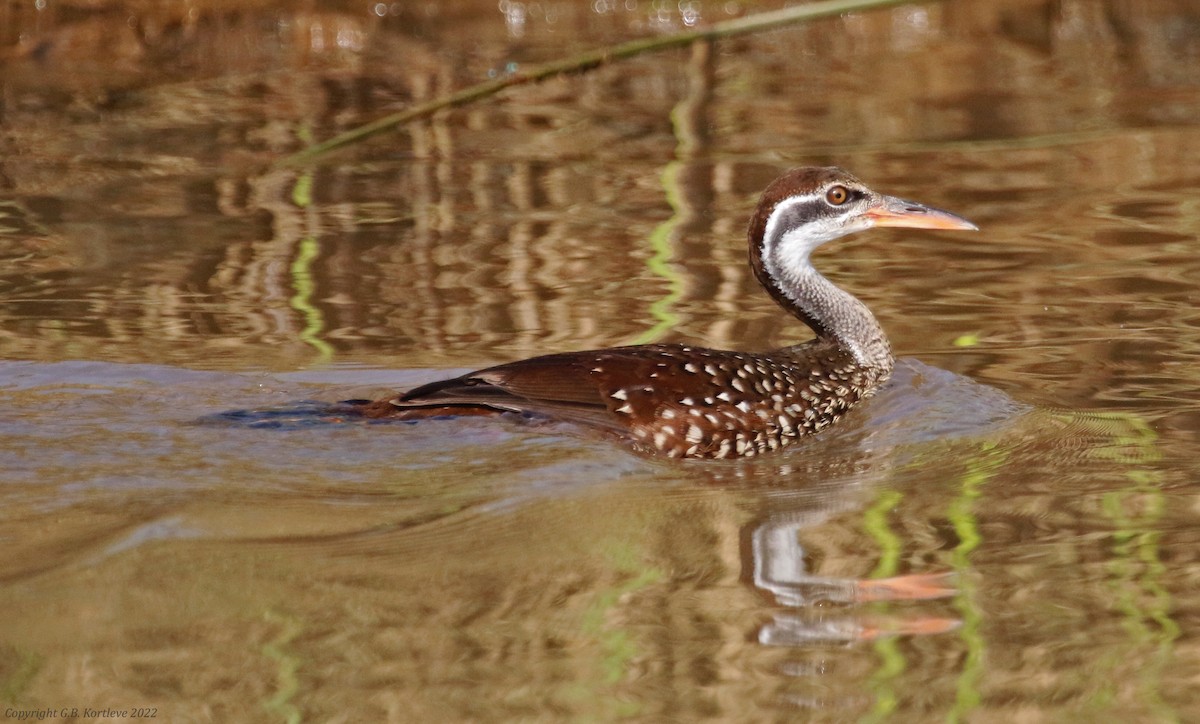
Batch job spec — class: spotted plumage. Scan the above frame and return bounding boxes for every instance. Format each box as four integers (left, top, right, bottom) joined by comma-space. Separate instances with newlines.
348, 167, 976, 458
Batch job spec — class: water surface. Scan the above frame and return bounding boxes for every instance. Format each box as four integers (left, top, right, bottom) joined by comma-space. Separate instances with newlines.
2, 0, 1200, 720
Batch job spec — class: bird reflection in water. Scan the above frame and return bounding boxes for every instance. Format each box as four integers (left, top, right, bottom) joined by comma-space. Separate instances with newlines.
752, 515, 959, 647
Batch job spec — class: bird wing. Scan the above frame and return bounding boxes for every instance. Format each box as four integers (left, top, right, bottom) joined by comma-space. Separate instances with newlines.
391, 349, 630, 431
386, 342, 847, 434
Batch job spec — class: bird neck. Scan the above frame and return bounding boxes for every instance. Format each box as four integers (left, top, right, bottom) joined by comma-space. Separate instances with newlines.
755, 250, 894, 374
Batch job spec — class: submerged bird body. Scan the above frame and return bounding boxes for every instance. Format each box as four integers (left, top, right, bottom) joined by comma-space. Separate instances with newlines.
357, 340, 882, 458
353, 167, 976, 458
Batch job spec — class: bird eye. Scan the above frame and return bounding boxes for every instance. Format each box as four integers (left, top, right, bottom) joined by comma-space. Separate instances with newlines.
825, 185, 850, 205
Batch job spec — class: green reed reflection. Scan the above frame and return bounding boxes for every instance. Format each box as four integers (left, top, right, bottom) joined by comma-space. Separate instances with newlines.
945, 448, 999, 724
862, 489, 904, 723
289, 236, 335, 362
260, 609, 303, 724
1091, 412, 1177, 721
864, 490, 904, 580
289, 170, 335, 362
570, 540, 663, 718
629, 165, 686, 346
630, 39, 709, 346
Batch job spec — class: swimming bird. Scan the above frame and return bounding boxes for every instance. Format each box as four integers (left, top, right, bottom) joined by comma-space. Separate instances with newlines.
348, 167, 977, 458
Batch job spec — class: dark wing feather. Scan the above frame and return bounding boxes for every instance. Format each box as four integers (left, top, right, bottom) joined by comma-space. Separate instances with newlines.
390, 350, 622, 430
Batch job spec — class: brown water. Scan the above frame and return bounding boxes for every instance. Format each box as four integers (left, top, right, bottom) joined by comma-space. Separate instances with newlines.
2, 0, 1200, 721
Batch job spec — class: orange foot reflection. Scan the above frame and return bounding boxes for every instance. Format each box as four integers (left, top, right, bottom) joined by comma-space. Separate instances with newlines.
853, 571, 957, 602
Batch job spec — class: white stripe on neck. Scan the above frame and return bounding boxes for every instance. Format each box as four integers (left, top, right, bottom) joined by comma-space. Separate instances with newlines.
758, 195, 885, 369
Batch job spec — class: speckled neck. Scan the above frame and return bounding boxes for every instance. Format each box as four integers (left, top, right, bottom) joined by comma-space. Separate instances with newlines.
768, 260, 893, 374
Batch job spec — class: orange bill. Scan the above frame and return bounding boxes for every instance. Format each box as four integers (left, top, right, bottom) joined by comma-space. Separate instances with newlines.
865, 195, 978, 231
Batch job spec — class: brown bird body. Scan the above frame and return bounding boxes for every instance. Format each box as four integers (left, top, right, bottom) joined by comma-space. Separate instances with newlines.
351, 167, 977, 459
